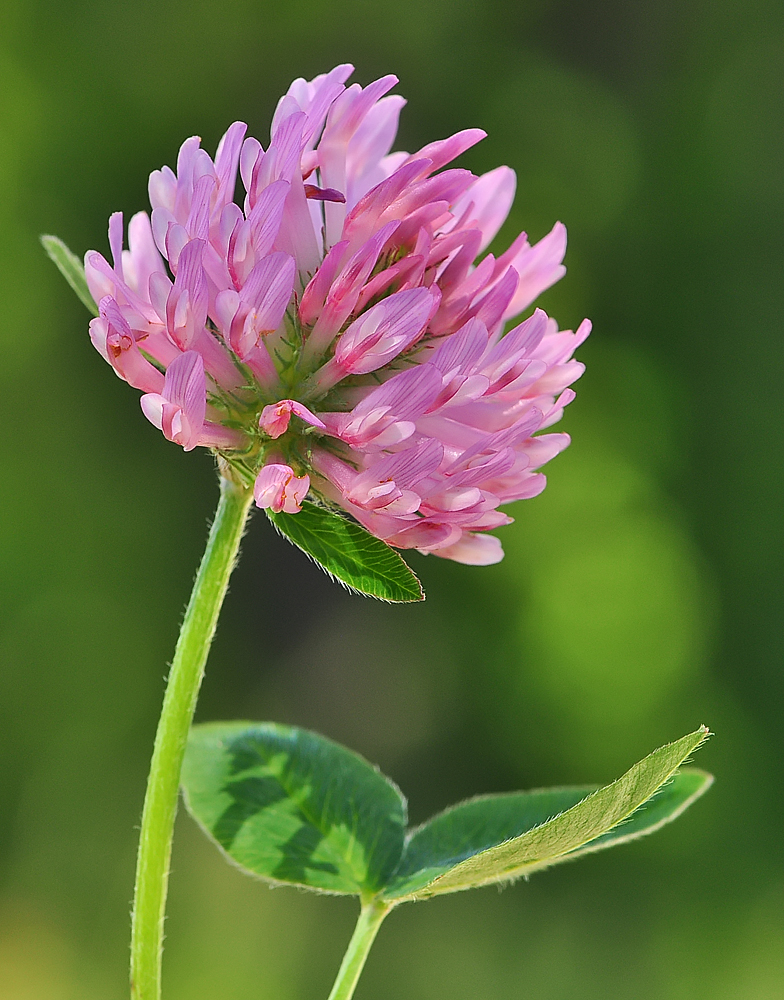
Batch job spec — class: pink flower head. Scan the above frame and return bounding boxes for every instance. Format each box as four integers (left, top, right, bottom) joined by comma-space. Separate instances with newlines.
87, 66, 588, 564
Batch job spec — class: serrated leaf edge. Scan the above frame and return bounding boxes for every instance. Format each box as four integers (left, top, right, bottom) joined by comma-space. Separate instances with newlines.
266, 503, 425, 603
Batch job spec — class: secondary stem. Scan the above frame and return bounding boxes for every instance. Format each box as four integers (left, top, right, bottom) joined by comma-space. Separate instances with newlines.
130, 475, 255, 1000
327, 898, 392, 1000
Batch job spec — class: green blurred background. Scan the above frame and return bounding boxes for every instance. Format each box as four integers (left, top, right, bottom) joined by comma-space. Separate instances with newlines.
1, 0, 782, 997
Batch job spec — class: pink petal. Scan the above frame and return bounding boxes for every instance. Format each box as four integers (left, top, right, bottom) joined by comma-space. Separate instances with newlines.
124, 212, 166, 299
94, 299, 165, 393
450, 166, 516, 252
304, 221, 399, 361
431, 532, 504, 565
429, 317, 489, 374
403, 128, 486, 173
213, 121, 247, 206
231, 252, 295, 357
502, 222, 568, 319
298, 239, 349, 326
163, 351, 206, 443
185, 173, 215, 242
332, 285, 439, 377
139, 351, 206, 451
108, 212, 125, 281
254, 463, 309, 514
345, 437, 443, 512
247, 179, 290, 258
259, 399, 326, 439
166, 239, 208, 348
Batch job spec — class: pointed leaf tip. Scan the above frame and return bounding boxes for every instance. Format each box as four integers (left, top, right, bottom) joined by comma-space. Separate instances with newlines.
382, 727, 713, 901
568, 767, 713, 860
266, 500, 425, 602
40, 234, 99, 316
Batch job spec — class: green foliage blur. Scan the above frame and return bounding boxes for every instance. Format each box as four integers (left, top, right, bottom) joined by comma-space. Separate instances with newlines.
0, 0, 781, 996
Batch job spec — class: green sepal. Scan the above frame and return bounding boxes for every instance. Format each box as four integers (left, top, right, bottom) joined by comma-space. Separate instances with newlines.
382, 728, 711, 901
182, 722, 408, 896
266, 500, 424, 602
40, 234, 99, 316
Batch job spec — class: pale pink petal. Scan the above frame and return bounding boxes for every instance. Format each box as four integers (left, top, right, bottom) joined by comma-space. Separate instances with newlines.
139, 392, 166, 431
254, 464, 310, 513
331, 285, 439, 376
502, 222, 568, 319
431, 532, 504, 565
84, 251, 115, 304
295, 64, 354, 147
108, 212, 125, 281
162, 351, 206, 445
213, 122, 247, 206
240, 136, 263, 197
148, 165, 178, 214
403, 129, 486, 173
318, 75, 399, 245
275, 165, 321, 276
345, 95, 407, 205
123, 212, 166, 298
450, 166, 516, 252
94, 299, 165, 393
260, 399, 326, 438
231, 252, 296, 357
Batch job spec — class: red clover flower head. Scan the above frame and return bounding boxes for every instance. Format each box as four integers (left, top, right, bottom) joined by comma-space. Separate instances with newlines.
86, 64, 589, 565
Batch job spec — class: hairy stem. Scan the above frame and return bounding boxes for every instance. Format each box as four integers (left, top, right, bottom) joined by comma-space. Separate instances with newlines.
130, 476, 255, 1000
327, 898, 392, 1000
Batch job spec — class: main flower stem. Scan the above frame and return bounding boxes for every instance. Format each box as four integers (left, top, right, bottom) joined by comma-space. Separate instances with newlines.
130, 475, 255, 1000
326, 898, 392, 1000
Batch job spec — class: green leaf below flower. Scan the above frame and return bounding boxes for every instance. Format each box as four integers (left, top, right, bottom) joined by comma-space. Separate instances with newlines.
381, 728, 711, 900
182, 722, 408, 896
266, 501, 425, 602
40, 234, 99, 316
183, 723, 711, 902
